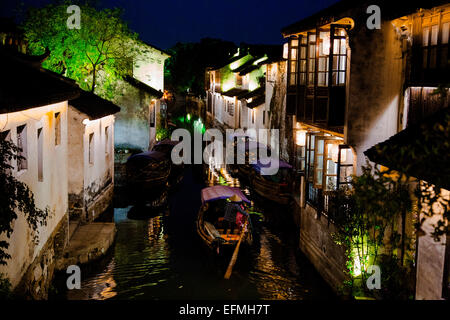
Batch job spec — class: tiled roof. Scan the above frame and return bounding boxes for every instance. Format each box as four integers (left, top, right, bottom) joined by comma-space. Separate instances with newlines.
364, 107, 450, 190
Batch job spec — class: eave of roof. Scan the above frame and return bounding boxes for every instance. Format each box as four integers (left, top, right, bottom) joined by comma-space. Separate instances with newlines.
222, 88, 249, 97
238, 86, 265, 100
281, 0, 450, 36
70, 91, 120, 120
364, 106, 450, 190
246, 95, 265, 109
0, 49, 80, 113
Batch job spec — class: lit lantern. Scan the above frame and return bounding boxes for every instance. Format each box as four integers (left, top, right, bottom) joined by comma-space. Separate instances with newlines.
331, 144, 347, 163
296, 130, 306, 146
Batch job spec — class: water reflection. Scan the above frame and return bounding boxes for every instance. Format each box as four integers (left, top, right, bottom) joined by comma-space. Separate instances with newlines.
59, 166, 334, 300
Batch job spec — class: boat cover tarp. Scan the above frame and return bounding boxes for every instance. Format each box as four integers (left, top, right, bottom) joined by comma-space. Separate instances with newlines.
251, 159, 293, 174
201, 186, 251, 204
127, 150, 166, 163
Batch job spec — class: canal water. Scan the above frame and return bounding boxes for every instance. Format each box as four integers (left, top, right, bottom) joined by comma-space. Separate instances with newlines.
52, 165, 335, 300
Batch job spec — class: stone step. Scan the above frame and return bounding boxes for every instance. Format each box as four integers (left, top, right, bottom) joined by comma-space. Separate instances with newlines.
56, 222, 116, 271
68, 220, 81, 241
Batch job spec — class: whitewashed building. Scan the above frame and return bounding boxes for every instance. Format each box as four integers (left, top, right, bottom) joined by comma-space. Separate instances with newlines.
68, 92, 120, 222
0, 50, 80, 298
112, 41, 170, 151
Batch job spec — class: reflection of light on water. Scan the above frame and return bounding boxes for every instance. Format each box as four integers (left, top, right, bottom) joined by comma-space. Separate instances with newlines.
250, 228, 301, 300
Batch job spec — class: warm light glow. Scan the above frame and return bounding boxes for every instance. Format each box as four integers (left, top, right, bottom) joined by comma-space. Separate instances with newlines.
296, 130, 306, 146
321, 33, 330, 55
331, 144, 347, 163
283, 43, 289, 59
253, 56, 268, 65
82, 118, 90, 125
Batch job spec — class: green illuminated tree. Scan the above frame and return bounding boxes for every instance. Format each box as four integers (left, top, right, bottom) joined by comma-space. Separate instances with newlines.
22, 2, 140, 98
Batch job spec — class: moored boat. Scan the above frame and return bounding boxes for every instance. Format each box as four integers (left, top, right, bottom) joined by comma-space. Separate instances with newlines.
126, 150, 171, 203
151, 139, 184, 187
197, 186, 253, 254
249, 160, 293, 205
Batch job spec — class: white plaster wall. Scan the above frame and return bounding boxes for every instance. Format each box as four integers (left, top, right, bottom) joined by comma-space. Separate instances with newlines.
133, 46, 169, 92
415, 188, 449, 300
82, 115, 115, 208
346, 21, 404, 174
0, 102, 68, 288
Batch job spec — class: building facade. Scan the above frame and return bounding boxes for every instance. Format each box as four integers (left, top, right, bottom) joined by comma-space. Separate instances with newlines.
68, 92, 120, 222
0, 51, 80, 298
282, 0, 449, 297
112, 41, 170, 152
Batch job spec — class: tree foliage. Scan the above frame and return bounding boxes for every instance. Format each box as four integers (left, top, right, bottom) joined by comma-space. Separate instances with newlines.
0, 138, 49, 266
331, 162, 414, 299
22, 1, 140, 99
165, 38, 236, 96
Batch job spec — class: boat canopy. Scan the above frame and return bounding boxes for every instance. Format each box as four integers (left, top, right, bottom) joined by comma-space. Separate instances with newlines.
127, 150, 167, 163
251, 159, 293, 173
201, 186, 251, 204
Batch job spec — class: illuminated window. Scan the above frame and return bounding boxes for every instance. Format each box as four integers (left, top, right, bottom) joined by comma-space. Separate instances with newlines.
288, 38, 299, 87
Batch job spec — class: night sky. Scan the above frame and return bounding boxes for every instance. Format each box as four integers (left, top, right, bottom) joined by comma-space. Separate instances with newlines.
1, 0, 340, 49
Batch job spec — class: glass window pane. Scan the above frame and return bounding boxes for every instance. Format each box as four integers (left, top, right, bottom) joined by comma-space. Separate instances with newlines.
316, 170, 323, 183
326, 176, 337, 191
340, 56, 346, 71
300, 60, 306, 72
291, 39, 298, 47
300, 47, 306, 59
423, 27, 430, 46
333, 56, 339, 70
309, 44, 315, 58
442, 22, 449, 44
327, 159, 337, 174
301, 36, 307, 44
431, 25, 439, 46
340, 39, 346, 54
339, 71, 346, 85
290, 61, 297, 72
291, 48, 297, 60
309, 35, 316, 42
333, 39, 340, 54
299, 73, 306, 85
430, 47, 437, 68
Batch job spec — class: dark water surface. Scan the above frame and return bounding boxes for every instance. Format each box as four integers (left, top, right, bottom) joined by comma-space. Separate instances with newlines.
55, 166, 335, 300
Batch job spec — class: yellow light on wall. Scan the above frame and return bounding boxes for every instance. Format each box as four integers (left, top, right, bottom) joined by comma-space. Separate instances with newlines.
82, 118, 90, 125
296, 130, 306, 146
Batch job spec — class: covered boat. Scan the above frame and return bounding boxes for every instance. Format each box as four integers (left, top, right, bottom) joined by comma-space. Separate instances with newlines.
126, 150, 171, 203
250, 159, 293, 205
151, 139, 184, 187
197, 186, 253, 253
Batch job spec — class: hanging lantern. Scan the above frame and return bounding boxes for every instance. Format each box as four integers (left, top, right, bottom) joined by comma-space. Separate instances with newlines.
296, 130, 306, 146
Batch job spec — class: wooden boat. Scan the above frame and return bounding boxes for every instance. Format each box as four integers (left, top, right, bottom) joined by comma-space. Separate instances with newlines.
151, 139, 184, 187
249, 160, 293, 205
197, 186, 253, 254
126, 150, 171, 203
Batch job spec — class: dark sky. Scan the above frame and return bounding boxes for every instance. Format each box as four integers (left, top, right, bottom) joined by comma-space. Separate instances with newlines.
1, 0, 340, 49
